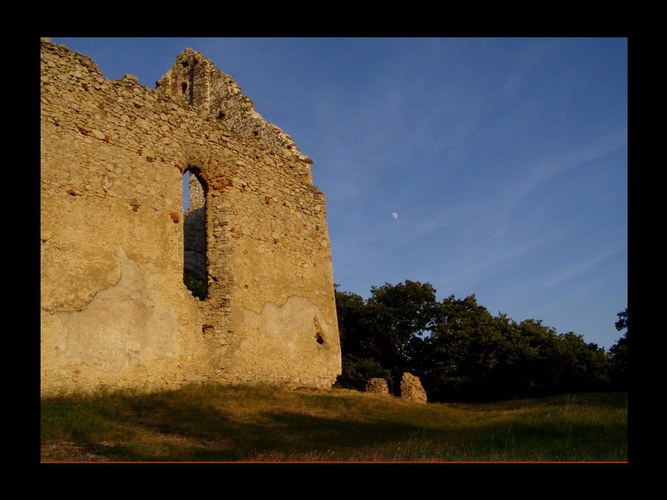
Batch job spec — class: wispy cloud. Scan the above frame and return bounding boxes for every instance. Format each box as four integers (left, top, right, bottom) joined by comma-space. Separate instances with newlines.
500, 245, 626, 317
492, 127, 627, 222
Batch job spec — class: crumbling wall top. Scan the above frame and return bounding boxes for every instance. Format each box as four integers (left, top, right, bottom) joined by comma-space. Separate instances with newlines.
156, 48, 309, 160
40, 38, 340, 395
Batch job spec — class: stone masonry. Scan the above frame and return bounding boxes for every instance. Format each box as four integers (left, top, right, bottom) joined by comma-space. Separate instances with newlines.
40, 39, 341, 395
364, 378, 390, 395
400, 373, 428, 403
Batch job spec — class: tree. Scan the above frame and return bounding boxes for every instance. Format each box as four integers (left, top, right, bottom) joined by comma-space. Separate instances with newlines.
415, 294, 506, 401
365, 280, 439, 378
335, 355, 392, 392
334, 287, 373, 360
545, 331, 610, 394
334, 281, 619, 402
334, 287, 393, 390
615, 308, 628, 331
609, 308, 628, 391
334, 281, 440, 394
415, 308, 611, 401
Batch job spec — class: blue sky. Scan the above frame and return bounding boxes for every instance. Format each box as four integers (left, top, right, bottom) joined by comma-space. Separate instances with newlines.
49, 37, 627, 350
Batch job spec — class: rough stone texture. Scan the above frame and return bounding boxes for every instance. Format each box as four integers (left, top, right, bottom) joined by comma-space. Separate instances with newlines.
400, 373, 427, 403
40, 39, 341, 396
365, 378, 389, 395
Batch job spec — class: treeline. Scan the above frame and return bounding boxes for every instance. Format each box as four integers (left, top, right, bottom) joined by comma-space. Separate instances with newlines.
334, 280, 628, 402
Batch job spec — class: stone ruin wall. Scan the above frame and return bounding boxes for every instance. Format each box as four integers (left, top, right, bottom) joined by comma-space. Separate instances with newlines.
40, 39, 341, 395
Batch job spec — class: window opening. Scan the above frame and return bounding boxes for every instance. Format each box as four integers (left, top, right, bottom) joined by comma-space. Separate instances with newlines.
179, 67, 195, 106
183, 169, 208, 300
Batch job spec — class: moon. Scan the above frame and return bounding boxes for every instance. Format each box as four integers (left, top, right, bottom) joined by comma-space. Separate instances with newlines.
391, 212, 399, 220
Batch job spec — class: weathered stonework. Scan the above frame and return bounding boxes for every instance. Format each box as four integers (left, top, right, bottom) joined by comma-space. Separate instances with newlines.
40, 39, 341, 395
364, 378, 390, 395
400, 373, 428, 403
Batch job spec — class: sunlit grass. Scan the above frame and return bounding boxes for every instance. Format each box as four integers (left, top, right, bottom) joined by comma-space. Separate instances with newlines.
41, 384, 627, 462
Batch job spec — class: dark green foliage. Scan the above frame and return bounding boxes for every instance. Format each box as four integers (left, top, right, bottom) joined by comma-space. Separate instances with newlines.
334, 288, 373, 360
335, 355, 393, 392
334, 287, 394, 391
364, 281, 439, 392
335, 281, 627, 402
184, 270, 207, 300
608, 308, 628, 391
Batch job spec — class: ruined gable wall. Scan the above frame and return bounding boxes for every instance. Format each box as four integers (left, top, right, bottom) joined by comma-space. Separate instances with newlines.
40, 39, 341, 395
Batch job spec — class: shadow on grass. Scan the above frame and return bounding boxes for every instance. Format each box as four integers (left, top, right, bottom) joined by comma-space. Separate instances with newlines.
39, 390, 422, 461
41, 389, 627, 462
112, 407, 425, 461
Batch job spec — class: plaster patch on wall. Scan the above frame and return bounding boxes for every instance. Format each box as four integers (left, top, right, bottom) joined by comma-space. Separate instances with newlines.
41, 39, 341, 394
54, 244, 180, 372
239, 296, 335, 369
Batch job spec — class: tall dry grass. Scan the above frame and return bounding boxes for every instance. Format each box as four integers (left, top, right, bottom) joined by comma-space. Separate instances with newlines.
40, 384, 627, 462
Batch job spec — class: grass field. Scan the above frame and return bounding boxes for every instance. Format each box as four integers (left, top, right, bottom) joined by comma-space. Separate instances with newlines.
40, 384, 627, 463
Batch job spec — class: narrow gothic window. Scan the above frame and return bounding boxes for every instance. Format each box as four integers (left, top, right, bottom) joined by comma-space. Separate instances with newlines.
183, 169, 208, 300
